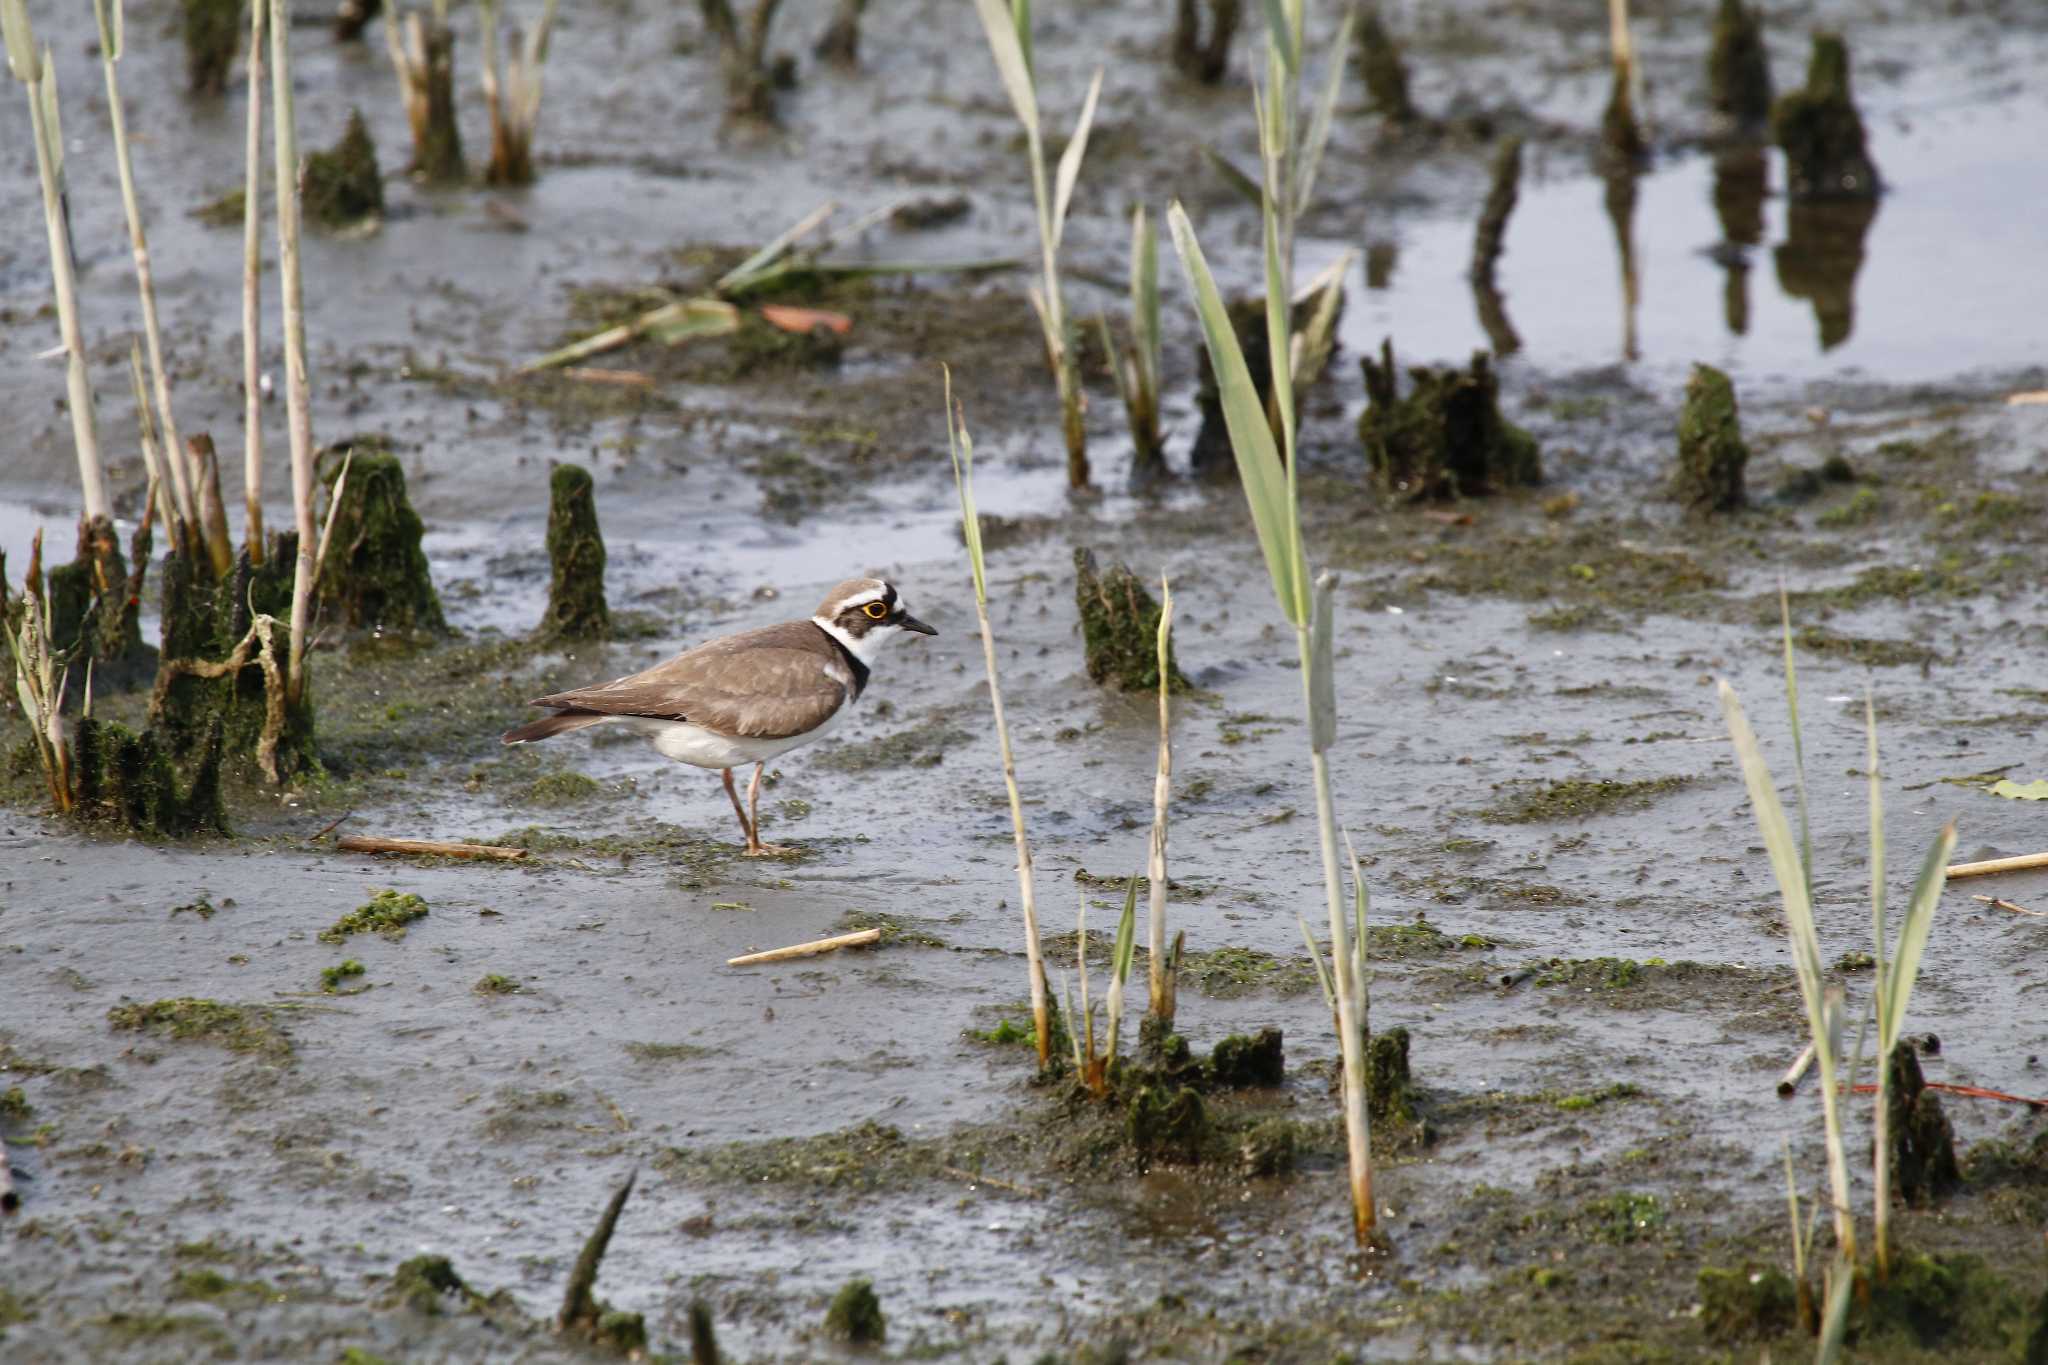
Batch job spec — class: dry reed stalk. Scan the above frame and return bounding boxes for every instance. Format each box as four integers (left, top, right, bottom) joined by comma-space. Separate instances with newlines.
385, 1, 465, 180
478, 0, 560, 185
1146, 576, 1176, 1025
4, 9, 111, 524
270, 0, 318, 706
945, 369, 1051, 1068
725, 928, 882, 967
188, 435, 235, 578
129, 343, 181, 554
1971, 894, 2045, 916
336, 834, 529, 860
242, 0, 267, 561
3, 531, 77, 813
1945, 851, 2048, 879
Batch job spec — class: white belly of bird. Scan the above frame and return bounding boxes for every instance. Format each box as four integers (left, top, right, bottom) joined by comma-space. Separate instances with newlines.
623, 712, 840, 770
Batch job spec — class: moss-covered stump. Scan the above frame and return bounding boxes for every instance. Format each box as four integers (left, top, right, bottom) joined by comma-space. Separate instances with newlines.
317, 445, 447, 635
1775, 196, 1877, 352
1171, 0, 1238, 85
541, 464, 610, 640
404, 16, 467, 183
154, 541, 316, 785
1707, 0, 1773, 133
1357, 5, 1416, 122
824, 1278, 885, 1345
304, 110, 384, 229
1127, 1084, 1210, 1164
1366, 1026, 1418, 1126
1889, 1045, 1961, 1207
1856, 1251, 2035, 1355
1697, 1263, 1798, 1343
183, 0, 239, 96
1073, 548, 1187, 693
556, 1173, 644, 1354
1208, 1028, 1284, 1089
45, 516, 152, 690
1190, 296, 1271, 475
1773, 33, 1879, 199
1239, 1117, 1298, 1177
70, 716, 228, 837
1358, 340, 1540, 498
1675, 363, 1749, 515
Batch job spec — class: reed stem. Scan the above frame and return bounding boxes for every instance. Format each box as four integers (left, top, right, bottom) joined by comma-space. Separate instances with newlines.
1146, 577, 1175, 1024
270, 0, 318, 704
242, 0, 267, 561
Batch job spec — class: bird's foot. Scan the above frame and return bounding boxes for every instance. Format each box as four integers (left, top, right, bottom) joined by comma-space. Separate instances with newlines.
744, 841, 800, 858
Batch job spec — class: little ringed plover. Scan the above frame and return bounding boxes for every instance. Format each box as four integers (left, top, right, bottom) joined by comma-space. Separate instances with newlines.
502, 577, 935, 855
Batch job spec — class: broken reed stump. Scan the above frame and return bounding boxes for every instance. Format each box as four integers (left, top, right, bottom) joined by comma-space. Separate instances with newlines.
541, 463, 610, 640
1707, 0, 1773, 135
316, 443, 447, 634
304, 110, 385, 228
1171, 0, 1239, 85
701, 0, 787, 125
1773, 32, 1879, 199
187, 435, 237, 579
689, 1301, 723, 1364
71, 713, 229, 837
336, 0, 383, 42
390, 6, 467, 182
1469, 136, 1524, 285
1366, 1025, 1418, 1126
45, 515, 152, 690
1888, 1046, 1961, 1207
183, 0, 240, 96
1073, 549, 1188, 694
1674, 363, 1749, 515
813, 0, 866, 66
823, 1278, 886, 1345
557, 1171, 647, 1354
153, 535, 317, 786
1358, 339, 1541, 499
1775, 196, 1876, 351
1356, 5, 1416, 123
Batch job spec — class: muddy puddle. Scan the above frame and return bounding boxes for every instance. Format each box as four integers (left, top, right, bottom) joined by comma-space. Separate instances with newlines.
6, 0, 2048, 1360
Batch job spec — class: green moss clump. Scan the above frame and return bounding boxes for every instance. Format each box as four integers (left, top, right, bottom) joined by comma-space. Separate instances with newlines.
389, 1255, 474, 1315
1207, 1028, 1284, 1089
1239, 1118, 1298, 1177
106, 998, 292, 1062
1675, 364, 1748, 515
1773, 33, 1879, 199
1176, 945, 1322, 998
1698, 1264, 1797, 1343
1536, 957, 1643, 990
1127, 1084, 1210, 1164
524, 771, 601, 806
183, 0, 239, 96
190, 186, 246, 228
44, 516, 149, 684
1888, 1045, 1961, 1206
321, 890, 429, 943
1357, 5, 1416, 122
1707, 0, 1773, 130
540, 464, 610, 640
824, 1278, 886, 1345
303, 110, 384, 229
320, 959, 366, 992
1073, 548, 1188, 693
1479, 775, 1691, 824
1792, 626, 1936, 670
1577, 1190, 1665, 1243
1359, 339, 1540, 499
1857, 1251, 2031, 1352
1366, 1026, 1418, 1126
70, 716, 229, 838
474, 974, 519, 995
317, 444, 447, 634
814, 717, 974, 772
0, 1086, 30, 1122
727, 313, 844, 375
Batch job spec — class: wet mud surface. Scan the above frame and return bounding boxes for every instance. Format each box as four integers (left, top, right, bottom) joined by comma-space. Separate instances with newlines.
5, 0, 2048, 1360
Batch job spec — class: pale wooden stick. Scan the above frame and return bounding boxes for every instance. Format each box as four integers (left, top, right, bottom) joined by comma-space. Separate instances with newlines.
1946, 851, 2048, 880
242, 0, 267, 561
1778, 1041, 1816, 1097
1972, 894, 2046, 917
726, 927, 881, 966
337, 834, 529, 861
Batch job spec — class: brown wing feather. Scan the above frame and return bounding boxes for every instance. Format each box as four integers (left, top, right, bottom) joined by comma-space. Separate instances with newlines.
527, 621, 848, 739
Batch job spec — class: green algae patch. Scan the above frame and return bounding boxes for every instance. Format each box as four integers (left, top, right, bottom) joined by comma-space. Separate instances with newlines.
1176, 945, 1321, 999
824, 1278, 886, 1345
522, 770, 602, 807
623, 1041, 714, 1063
1127, 1084, 1212, 1164
658, 1119, 937, 1192
1791, 626, 1939, 669
1479, 775, 1692, 824
317, 444, 447, 635
1359, 339, 1541, 499
320, 889, 429, 943
473, 974, 521, 996
303, 110, 384, 229
389, 1255, 495, 1316
1073, 548, 1188, 693
319, 959, 366, 993
1574, 1190, 1666, 1244
0, 1086, 31, 1122
541, 463, 611, 640
1239, 1117, 1300, 1176
1699, 1263, 1799, 1344
835, 908, 949, 948
814, 716, 973, 772
170, 1268, 275, 1303
107, 998, 292, 1063
91, 1310, 233, 1356
1674, 363, 1748, 515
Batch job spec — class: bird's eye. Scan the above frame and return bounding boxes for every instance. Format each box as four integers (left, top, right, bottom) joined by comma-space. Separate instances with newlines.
862, 602, 889, 620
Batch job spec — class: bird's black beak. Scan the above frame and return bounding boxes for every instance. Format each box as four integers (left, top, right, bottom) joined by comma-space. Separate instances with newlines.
898, 613, 937, 636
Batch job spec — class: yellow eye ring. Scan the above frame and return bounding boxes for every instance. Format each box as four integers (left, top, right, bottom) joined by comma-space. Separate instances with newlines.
862, 602, 889, 620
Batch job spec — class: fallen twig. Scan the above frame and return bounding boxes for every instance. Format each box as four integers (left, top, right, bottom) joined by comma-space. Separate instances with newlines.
558, 1170, 635, 1333
308, 809, 355, 841
1778, 1041, 1817, 1098
1946, 851, 2048, 880
336, 834, 529, 861
941, 1165, 1041, 1199
559, 367, 654, 388
1972, 894, 2046, 917
1851, 1081, 2046, 1111
726, 927, 882, 966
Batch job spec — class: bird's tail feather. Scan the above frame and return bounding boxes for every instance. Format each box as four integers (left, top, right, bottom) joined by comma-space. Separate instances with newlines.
502, 709, 608, 745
